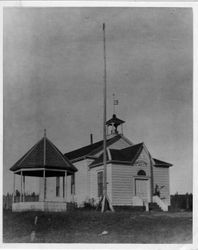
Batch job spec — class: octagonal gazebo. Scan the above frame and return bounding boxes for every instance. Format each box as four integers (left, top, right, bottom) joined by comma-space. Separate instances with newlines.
10, 130, 77, 212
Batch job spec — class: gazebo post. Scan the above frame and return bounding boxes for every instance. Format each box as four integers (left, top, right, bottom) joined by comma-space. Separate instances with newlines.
20, 171, 22, 202
13, 173, 15, 204
23, 175, 25, 202
62, 175, 65, 198
43, 169, 46, 201
64, 171, 67, 203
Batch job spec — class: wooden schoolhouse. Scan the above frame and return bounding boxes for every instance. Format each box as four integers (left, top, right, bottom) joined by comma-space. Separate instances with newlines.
10, 114, 172, 212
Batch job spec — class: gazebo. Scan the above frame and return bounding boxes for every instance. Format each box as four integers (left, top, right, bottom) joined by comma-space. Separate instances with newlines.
10, 130, 77, 212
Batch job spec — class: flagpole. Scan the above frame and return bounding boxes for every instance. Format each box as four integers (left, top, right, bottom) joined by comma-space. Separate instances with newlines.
101, 23, 114, 213
103, 23, 107, 200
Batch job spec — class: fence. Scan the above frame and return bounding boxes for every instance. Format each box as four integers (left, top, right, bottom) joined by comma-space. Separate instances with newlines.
170, 193, 192, 211
3, 194, 39, 210
3, 193, 193, 211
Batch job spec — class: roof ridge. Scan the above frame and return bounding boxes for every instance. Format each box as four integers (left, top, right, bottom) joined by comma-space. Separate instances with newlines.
67, 138, 103, 152
15, 137, 44, 169
64, 137, 106, 158
120, 142, 144, 151
46, 138, 74, 168
130, 143, 144, 165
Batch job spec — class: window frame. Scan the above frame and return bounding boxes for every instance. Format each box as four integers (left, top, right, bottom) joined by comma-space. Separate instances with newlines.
56, 176, 60, 197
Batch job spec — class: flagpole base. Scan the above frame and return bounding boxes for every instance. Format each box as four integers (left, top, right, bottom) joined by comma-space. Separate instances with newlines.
101, 195, 114, 213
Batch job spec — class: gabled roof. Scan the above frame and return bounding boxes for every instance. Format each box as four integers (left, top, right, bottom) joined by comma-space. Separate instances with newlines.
64, 134, 123, 161
88, 149, 111, 167
89, 143, 172, 168
89, 143, 143, 168
117, 143, 144, 162
153, 158, 173, 167
10, 136, 77, 173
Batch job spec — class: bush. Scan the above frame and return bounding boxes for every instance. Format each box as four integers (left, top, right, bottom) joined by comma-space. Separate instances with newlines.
83, 198, 97, 210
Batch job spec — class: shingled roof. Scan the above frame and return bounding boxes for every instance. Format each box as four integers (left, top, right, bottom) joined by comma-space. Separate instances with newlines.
89, 143, 172, 168
10, 136, 77, 174
89, 143, 143, 168
153, 158, 172, 167
64, 134, 123, 161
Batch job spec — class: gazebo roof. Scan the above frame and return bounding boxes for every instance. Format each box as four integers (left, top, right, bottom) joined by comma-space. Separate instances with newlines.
10, 135, 77, 175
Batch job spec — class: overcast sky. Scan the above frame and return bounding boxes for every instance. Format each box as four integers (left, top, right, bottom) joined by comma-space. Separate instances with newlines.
3, 7, 192, 194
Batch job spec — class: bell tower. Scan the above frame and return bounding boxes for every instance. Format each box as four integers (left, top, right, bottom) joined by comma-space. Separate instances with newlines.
106, 114, 125, 136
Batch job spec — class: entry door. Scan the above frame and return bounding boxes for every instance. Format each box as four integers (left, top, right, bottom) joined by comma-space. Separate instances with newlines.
135, 179, 149, 201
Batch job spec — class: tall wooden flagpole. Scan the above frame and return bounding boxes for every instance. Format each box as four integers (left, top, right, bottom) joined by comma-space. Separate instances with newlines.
101, 23, 114, 213
103, 22, 107, 200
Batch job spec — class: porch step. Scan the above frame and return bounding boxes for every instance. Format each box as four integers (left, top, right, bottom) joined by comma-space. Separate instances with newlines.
149, 202, 162, 211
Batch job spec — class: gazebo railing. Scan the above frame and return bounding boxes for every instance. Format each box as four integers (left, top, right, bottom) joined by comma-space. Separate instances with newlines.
14, 194, 39, 203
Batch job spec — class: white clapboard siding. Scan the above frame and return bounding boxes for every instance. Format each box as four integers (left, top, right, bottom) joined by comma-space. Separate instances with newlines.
112, 164, 151, 206
153, 166, 170, 205
74, 159, 90, 206
89, 164, 112, 204
111, 147, 151, 206
86, 159, 94, 199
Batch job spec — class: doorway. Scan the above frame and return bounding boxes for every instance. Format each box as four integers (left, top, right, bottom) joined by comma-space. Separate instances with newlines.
135, 179, 149, 201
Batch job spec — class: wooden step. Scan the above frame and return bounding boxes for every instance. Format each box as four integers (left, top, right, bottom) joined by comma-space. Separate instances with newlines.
149, 202, 162, 211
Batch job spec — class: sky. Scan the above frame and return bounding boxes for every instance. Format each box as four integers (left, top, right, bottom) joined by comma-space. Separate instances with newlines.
3, 7, 192, 195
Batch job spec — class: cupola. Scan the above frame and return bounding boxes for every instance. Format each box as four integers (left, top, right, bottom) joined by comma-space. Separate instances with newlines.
106, 114, 125, 136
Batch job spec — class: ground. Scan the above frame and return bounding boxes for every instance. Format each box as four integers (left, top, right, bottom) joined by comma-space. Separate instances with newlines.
3, 209, 192, 243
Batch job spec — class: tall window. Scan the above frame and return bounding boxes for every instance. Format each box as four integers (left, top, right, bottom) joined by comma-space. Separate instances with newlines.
97, 171, 103, 197
71, 174, 75, 195
56, 176, 60, 197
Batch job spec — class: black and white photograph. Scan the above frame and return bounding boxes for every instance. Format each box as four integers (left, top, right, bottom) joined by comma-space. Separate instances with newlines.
3, 5, 193, 244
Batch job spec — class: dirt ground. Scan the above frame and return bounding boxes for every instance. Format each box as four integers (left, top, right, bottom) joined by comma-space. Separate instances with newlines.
3, 209, 192, 243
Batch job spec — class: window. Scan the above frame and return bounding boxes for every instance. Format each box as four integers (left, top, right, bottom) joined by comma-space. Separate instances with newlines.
71, 174, 75, 195
137, 170, 146, 176
97, 171, 103, 197
56, 177, 60, 197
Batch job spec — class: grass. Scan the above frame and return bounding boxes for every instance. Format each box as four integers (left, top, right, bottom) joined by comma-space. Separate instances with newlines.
3, 209, 192, 243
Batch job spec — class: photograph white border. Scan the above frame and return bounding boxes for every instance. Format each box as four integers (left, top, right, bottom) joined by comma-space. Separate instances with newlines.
0, 1, 197, 250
